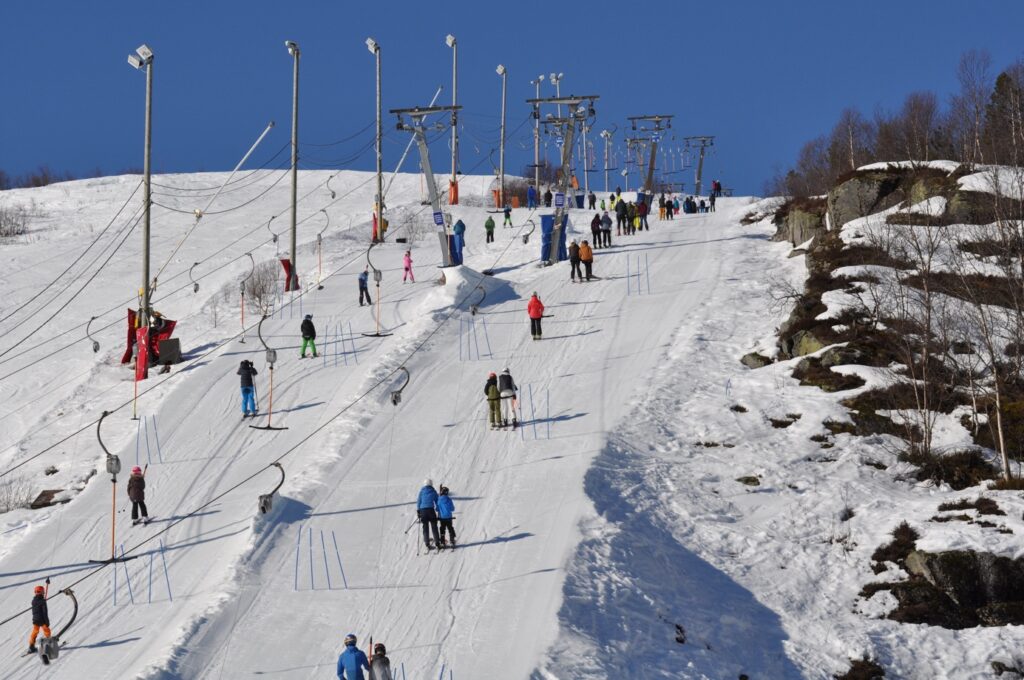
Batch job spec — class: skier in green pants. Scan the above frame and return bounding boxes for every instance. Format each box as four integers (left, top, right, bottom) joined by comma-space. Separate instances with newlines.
485, 372, 502, 429
300, 315, 318, 358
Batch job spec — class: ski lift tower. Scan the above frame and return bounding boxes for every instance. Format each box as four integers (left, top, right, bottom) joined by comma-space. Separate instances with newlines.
391, 104, 462, 268
624, 135, 651, 193
527, 94, 599, 266
683, 135, 715, 196
626, 114, 673, 195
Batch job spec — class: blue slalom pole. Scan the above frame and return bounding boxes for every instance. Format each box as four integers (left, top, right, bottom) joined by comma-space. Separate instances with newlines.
331, 530, 349, 589
308, 526, 314, 590
646, 253, 651, 293
120, 545, 134, 604
294, 526, 301, 591
152, 415, 164, 463
159, 539, 173, 601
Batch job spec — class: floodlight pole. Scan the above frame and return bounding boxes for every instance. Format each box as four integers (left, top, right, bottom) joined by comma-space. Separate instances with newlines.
531, 76, 543, 190
581, 122, 589, 196
446, 35, 459, 204
287, 41, 300, 291
142, 54, 153, 328
627, 115, 674, 195
368, 38, 383, 243
497, 65, 507, 208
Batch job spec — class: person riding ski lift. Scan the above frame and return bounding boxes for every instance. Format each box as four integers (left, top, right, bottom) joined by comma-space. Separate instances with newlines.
128, 465, 149, 525
368, 642, 394, 680
437, 485, 456, 548
498, 368, 518, 427
300, 314, 318, 358
484, 372, 502, 429
416, 479, 441, 550
27, 584, 49, 655
237, 359, 258, 418
337, 633, 370, 680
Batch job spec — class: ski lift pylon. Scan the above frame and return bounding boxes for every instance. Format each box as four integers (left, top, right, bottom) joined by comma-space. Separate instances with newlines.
258, 462, 285, 514
86, 316, 100, 353
189, 262, 200, 293
390, 366, 410, 406
38, 588, 77, 665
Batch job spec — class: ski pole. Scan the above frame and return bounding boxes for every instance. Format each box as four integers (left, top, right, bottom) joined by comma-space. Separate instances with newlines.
403, 517, 419, 535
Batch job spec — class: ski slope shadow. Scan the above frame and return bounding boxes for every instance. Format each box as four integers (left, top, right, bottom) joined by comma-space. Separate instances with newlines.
542, 439, 802, 679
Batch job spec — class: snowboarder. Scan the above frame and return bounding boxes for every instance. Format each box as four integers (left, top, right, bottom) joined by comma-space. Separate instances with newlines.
27, 585, 49, 655
358, 267, 372, 307
437, 485, 456, 548
237, 359, 258, 417
484, 215, 495, 243
337, 633, 370, 680
543, 187, 553, 207
579, 240, 594, 281
590, 213, 602, 248
502, 204, 512, 227
402, 250, 414, 283
485, 372, 502, 429
128, 465, 149, 525
498, 367, 518, 427
300, 314, 318, 358
600, 211, 613, 247
416, 479, 441, 550
568, 240, 582, 282
527, 292, 545, 340
368, 642, 394, 680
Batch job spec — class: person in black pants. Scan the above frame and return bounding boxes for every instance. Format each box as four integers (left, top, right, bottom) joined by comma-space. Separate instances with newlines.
568, 240, 582, 282
128, 465, 148, 524
358, 267, 372, 307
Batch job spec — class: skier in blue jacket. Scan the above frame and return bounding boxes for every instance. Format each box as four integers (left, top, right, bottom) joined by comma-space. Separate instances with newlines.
452, 219, 466, 264
417, 479, 441, 550
358, 267, 372, 307
338, 633, 370, 679
437, 485, 456, 548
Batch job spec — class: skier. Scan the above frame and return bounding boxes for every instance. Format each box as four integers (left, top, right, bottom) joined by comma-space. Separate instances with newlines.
437, 485, 456, 548
658, 194, 666, 220
402, 250, 415, 283
485, 372, 502, 429
484, 214, 495, 244
673, 197, 680, 216
543, 187, 553, 207
579, 240, 594, 281
666, 195, 675, 220
300, 314, 318, 358
527, 292, 545, 340
527, 184, 537, 209
600, 211, 613, 248
237, 359, 258, 418
27, 585, 49, 654
358, 267, 372, 307
128, 465, 149, 525
368, 642, 394, 680
638, 200, 650, 231
502, 204, 512, 227
568, 240, 582, 283
614, 198, 627, 235
587, 191, 596, 209
709, 192, 717, 212
337, 633, 370, 680
498, 367, 518, 427
417, 479, 441, 550
590, 213, 602, 248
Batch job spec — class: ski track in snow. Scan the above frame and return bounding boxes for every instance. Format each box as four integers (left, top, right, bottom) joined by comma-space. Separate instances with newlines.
1, 172, 1022, 679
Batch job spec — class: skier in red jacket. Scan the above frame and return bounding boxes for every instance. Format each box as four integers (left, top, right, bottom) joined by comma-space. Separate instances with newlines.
527, 292, 545, 340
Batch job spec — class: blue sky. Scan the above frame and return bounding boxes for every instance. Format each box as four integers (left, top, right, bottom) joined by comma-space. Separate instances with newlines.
3, 0, 1023, 194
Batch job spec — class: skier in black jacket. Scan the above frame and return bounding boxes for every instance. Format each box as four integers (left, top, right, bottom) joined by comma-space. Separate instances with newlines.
498, 368, 518, 426
300, 315, 317, 358
237, 360, 258, 417
28, 585, 50, 654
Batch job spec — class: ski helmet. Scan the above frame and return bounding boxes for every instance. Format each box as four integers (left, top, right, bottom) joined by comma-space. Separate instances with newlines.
488, 372, 496, 379
131, 466, 142, 475
374, 642, 386, 655
439, 485, 449, 495
344, 633, 357, 646
424, 478, 433, 488
502, 368, 510, 375
33, 585, 44, 595
305, 314, 312, 320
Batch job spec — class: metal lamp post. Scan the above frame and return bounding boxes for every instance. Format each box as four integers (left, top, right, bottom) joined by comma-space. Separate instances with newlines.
530, 75, 544, 190
445, 34, 458, 204
366, 37, 383, 242
285, 40, 300, 291
496, 64, 506, 209
126, 44, 154, 327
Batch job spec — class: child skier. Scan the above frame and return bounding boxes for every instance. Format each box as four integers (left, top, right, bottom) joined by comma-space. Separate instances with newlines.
300, 314, 318, 358
402, 250, 415, 283
498, 368, 518, 427
358, 267, 372, 307
503, 204, 512, 227
416, 479, 441, 550
485, 372, 502, 429
27, 584, 49, 654
368, 642, 394, 680
128, 465, 149, 525
437, 485, 456, 548
337, 633, 370, 679
237, 359, 258, 418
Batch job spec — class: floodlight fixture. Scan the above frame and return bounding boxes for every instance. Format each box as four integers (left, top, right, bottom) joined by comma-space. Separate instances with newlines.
445, 34, 456, 47
285, 40, 299, 55
136, 44, 153, 60
496, 64, 505, 76
366, 37, 379, 53
127, 54, 143, 69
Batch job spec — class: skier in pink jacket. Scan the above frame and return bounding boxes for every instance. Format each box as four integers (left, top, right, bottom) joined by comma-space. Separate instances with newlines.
403, 250, 415, 283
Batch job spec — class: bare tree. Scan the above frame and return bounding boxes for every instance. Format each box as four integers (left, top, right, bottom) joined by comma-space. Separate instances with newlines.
245, 260, 281, 315
956, 49, 994, 166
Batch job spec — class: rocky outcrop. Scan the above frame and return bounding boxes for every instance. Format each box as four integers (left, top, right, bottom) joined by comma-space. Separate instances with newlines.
772, 199, 826, 246
827, 171, 904, 230
740, 352, 772, 369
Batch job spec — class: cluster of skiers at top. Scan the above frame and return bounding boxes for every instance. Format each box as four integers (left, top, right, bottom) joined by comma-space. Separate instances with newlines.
524, 179, 723, 210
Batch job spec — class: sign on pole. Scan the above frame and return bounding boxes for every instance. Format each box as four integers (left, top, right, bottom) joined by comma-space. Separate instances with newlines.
433, 211, 444, 226
554, 193, 565, 208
